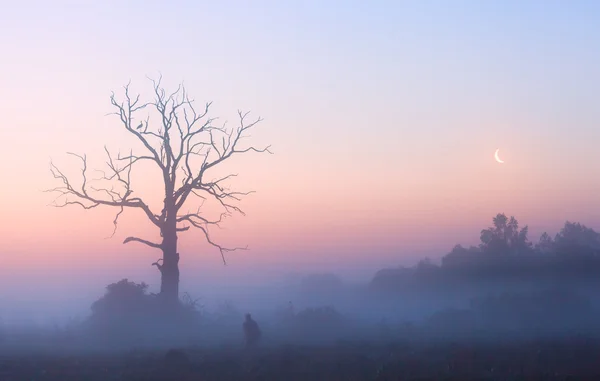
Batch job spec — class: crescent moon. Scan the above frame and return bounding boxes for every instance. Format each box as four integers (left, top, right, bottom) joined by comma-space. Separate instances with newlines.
494, 149, 504, 164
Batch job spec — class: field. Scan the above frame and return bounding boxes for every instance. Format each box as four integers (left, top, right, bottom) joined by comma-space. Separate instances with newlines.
0, 337, 599, 380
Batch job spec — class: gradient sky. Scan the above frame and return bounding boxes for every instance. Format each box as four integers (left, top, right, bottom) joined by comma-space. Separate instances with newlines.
1, 0, 600, 318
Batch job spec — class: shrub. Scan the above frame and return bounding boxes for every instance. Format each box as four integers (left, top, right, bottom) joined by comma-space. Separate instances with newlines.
87, 279, 203, 344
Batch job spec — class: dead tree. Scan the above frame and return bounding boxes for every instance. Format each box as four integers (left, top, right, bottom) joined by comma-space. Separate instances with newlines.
47, 76, 271, 307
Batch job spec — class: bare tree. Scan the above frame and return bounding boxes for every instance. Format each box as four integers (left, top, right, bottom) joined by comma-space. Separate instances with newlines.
47, 76, 272, 307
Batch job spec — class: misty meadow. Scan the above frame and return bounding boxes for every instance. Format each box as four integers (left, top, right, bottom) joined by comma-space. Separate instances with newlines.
2, 211, 600, 380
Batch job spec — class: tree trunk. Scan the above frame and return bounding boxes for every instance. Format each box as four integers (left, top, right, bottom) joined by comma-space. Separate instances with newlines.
160, 220, 180, 307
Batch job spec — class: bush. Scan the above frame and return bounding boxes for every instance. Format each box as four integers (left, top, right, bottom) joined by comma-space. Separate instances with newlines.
87, 279, 203, 344
87, 279, 154, 340
91, 279, 152, 317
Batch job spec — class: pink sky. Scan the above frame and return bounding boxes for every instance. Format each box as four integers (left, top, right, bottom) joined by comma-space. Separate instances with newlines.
1, 1, 600, 305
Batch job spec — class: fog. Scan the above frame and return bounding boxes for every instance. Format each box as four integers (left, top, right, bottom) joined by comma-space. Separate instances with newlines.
0, 253, 411, 325
0, 213, 598, 363
0, 234, 596, 359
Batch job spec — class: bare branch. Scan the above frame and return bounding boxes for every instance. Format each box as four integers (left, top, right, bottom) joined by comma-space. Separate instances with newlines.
107, 206, 124, 239
49, 78, 270, 268
172, 111, 271, 215
47, 152, 161, 227
123, 236, 161, 249
177, 214, 247, 265
109, 87, 163, 169
152, 258, 163, 272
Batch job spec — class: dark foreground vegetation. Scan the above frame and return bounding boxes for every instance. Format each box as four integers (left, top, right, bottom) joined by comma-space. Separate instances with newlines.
3, 213, 600, 380
1, 338, 600, 380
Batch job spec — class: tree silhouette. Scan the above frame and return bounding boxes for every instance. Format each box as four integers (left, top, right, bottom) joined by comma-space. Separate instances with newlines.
441, 244, 482, 269
536, 232, 555, 254
553, 221, 600, 257
373, 213, 600, 292
47, 77, 272, 307
479, 213, 531, 255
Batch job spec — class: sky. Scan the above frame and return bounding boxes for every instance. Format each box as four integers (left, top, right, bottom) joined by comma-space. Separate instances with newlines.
1, 0, 600, 320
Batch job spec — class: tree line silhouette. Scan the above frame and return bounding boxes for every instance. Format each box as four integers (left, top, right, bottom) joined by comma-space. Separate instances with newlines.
371, 213, 600, 290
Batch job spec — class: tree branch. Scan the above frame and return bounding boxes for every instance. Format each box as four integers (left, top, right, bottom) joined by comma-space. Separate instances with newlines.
107, 206, 124, 239
123, 236, 162, 249
173, 110, 272, 212
152, 258, 163, 272
46, 151, 161, 228
48, 77, 270, 266
177, 214, 247, 265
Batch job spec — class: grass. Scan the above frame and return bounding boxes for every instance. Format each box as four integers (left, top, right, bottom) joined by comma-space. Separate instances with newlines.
0, 337, 599, 380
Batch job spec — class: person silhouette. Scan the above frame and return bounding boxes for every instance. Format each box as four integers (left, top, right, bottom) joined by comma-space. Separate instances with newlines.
243, 313, 261, 348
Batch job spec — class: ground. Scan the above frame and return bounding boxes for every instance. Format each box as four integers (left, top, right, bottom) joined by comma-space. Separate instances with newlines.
0, 338, 599, 380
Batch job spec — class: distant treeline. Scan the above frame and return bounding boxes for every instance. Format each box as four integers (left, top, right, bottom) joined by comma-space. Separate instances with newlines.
371, 214, 600, 291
